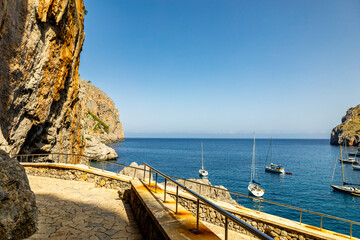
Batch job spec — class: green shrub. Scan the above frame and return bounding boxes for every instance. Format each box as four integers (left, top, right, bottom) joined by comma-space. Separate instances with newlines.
88, 111, 109, 133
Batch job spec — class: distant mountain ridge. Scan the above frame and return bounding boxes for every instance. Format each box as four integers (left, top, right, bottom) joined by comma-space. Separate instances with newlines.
330, 104, 360, 146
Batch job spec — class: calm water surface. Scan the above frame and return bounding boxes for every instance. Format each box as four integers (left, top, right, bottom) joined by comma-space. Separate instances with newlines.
96, 138, 360, 237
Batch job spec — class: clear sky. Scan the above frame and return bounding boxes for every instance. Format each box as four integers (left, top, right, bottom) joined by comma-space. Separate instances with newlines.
79, 0, 360, 139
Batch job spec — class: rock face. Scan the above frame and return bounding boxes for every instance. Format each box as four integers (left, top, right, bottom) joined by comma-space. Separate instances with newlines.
0, 0, 86, 160
0, 0, 123, 160
79, 77, 124, 143
0, 150, 38, 239
331, 104, 360, 146
79, 77, 124, 159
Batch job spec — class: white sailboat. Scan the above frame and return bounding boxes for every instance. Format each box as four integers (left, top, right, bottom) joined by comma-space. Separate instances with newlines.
264, 138, 285, 174
352, 162, 360, 171
248, 134, 265, 197
331, 145, 360, 196
199, 142, 208, 178
339, 141, 356, 163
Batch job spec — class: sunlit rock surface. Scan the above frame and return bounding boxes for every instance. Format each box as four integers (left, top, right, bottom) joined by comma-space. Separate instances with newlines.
331, 104, 360, 146
0, 150, 38, 239
0, 0, 123, 160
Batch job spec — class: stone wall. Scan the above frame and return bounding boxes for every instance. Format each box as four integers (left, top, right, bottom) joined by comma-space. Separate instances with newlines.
129, 185, 166, 240
24, 166, 130, 190
171, 194, 321, 240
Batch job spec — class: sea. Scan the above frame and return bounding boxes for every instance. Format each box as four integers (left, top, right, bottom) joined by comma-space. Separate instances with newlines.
93, 138, 360, 237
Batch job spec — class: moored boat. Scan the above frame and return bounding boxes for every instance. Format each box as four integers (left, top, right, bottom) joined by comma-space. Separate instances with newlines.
330, 185, 360, 196
264, 138, 285, 174
330, 145, 360, 197
265, 163, 285, 173
352, 162, 360, 171
248, 134, 264, 197
199, 142, 208, 178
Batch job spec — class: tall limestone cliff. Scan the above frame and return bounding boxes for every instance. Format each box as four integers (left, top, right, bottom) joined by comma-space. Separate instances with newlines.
79, 77, 124, 159
331, 104, 360, 146
0, 0, 123, 161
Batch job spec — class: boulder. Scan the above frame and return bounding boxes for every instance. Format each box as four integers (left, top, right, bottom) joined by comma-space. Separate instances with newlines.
169, 178, 237, 205
120, 162, 153, 181
0, 150, 38, 239
83, 134, 118, 160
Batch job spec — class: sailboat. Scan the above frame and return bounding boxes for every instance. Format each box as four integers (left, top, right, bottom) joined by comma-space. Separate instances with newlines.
339, 140, 356, 163
352, 161, 360, 171
199, 142, 208, 178
264, 138, 285, 174
330, 145, 360, 196
248, 134, 265, 197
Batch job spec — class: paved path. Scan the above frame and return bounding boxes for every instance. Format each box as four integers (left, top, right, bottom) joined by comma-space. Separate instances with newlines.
27, 176, 143, 240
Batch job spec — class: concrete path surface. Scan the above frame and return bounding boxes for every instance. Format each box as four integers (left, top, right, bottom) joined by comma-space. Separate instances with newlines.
26, 175, 143, 240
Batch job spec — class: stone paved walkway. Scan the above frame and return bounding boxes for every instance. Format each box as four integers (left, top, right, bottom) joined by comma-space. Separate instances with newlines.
26, 176, 143, 240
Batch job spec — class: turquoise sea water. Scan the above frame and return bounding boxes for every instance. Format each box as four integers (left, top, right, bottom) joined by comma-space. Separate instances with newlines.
95, 138, 360, 237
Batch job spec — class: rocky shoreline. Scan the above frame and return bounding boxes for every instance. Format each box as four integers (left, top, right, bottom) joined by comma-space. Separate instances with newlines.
331, 104, 360, 146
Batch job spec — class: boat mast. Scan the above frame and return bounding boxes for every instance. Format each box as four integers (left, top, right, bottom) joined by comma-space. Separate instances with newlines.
251, 133, 255, 182
201, 142, 204, 170
340, 145, 345, 185
270, 138, 273, 163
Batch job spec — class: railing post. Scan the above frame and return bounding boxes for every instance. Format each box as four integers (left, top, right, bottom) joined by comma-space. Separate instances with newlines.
237, 194, 239, 204
258, 200, 262, 213
299, 210, 302, 225
225, 216, 228, 240
176, 186, 179, 214
155, 173, 158, 193
117, 165, 119, 175
149, 169, 152, 186
196, 198, 200, 234
320, 215, 323, 230
134, 168, 137, 179
350, 223, 353, 239
102, 161, 105, 172
164, 179, 167, 202
143, 165, 146, 180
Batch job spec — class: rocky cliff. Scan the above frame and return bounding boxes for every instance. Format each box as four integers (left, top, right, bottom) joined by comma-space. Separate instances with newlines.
0, 0, 123, 160
331, 104, 360, 146
79, 77, 124, 159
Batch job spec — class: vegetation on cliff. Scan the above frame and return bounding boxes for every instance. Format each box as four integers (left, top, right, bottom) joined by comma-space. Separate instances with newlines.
88, 111, 110, 133
330, 104, 360, 146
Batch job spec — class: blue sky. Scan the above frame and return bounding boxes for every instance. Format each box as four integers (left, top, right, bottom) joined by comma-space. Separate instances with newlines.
79, 0, 360, 138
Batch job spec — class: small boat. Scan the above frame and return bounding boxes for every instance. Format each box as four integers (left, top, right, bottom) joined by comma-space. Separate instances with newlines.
199, 142, 208, 178
265, 163, 285, 173
339, 141, 356, 163
264, 138, 285, 173
248, 134, 264, 197
349, 152, 360, 158
285, 172, 293, 175
331, 185, 360, 196
352, 162, 360, 171
339, 157, 356, 164
330, 145, 360, 196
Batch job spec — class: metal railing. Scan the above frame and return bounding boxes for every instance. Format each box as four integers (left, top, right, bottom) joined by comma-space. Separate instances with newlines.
142, 162, 273, 240
16, 152, 360, 239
